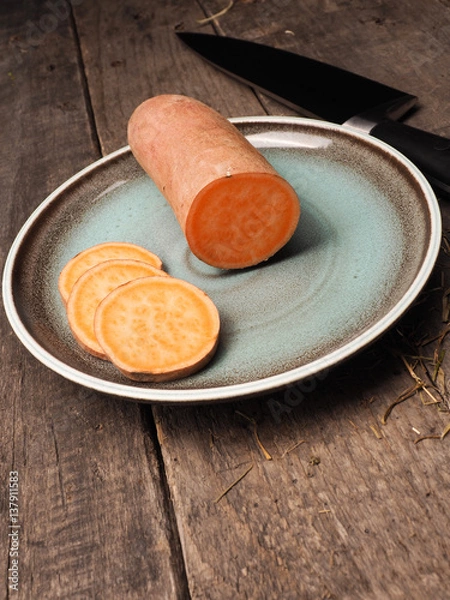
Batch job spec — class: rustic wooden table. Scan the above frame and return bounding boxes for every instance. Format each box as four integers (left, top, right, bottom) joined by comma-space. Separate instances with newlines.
2, 1, 450, 598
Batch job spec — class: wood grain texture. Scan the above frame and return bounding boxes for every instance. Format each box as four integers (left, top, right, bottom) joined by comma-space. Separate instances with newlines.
155, 350, 450, 598
71, 0, 267, 155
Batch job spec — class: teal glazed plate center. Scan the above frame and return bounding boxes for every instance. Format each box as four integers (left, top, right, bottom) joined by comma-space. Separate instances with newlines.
2, 117, 441, 403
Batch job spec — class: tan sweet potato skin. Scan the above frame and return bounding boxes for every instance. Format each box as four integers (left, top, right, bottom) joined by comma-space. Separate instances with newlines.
127, 94, 300, 269
128, 95, 277, 227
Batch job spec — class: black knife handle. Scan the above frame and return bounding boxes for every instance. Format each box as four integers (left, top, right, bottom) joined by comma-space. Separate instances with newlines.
370, 119, 450, 197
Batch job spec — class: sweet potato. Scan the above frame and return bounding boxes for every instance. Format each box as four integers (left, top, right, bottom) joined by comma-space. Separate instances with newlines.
127, 94, 300, 269
66, 259, 167, 358
58, 241, 163, 304
94, 276, 220, 382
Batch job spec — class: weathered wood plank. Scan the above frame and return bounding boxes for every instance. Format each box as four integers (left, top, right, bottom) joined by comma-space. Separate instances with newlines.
72, 0, 268, 155
154, 356, 450, 598
1, 2, 188, 598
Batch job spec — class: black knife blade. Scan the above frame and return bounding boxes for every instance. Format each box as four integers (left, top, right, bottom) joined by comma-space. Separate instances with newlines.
177, 32, 450, 196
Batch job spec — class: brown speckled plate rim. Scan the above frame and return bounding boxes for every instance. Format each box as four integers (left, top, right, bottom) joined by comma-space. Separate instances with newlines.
2, 117, 442, 403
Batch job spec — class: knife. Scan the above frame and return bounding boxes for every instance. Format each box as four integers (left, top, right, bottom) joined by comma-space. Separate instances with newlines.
177, 32, 450, 197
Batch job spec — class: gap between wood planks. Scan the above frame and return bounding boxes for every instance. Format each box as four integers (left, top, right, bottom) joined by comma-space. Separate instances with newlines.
70, 4, 102, 157
141, 405, 192, 597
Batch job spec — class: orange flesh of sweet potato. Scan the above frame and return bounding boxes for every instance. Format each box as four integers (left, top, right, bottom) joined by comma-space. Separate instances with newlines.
127, 94, 300, 269
186, 172, 300, 269
66, 259, 167, 359
94, 276, 220, 382
58, 241, 163, 304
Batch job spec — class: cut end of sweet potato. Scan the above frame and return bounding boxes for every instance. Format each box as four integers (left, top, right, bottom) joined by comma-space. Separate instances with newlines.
94, 276, 220, 382
58, 241, 163, 304
185, 172, 300, 269
66, 259, 167, 359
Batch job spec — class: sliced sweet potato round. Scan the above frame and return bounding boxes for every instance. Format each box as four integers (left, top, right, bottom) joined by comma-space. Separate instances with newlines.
59, 241, 163, 304
66, 259, 167, 359
94, 276, 220, 382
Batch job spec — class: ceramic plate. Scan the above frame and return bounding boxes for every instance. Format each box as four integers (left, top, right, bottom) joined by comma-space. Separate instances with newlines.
2, 117, 441, 403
